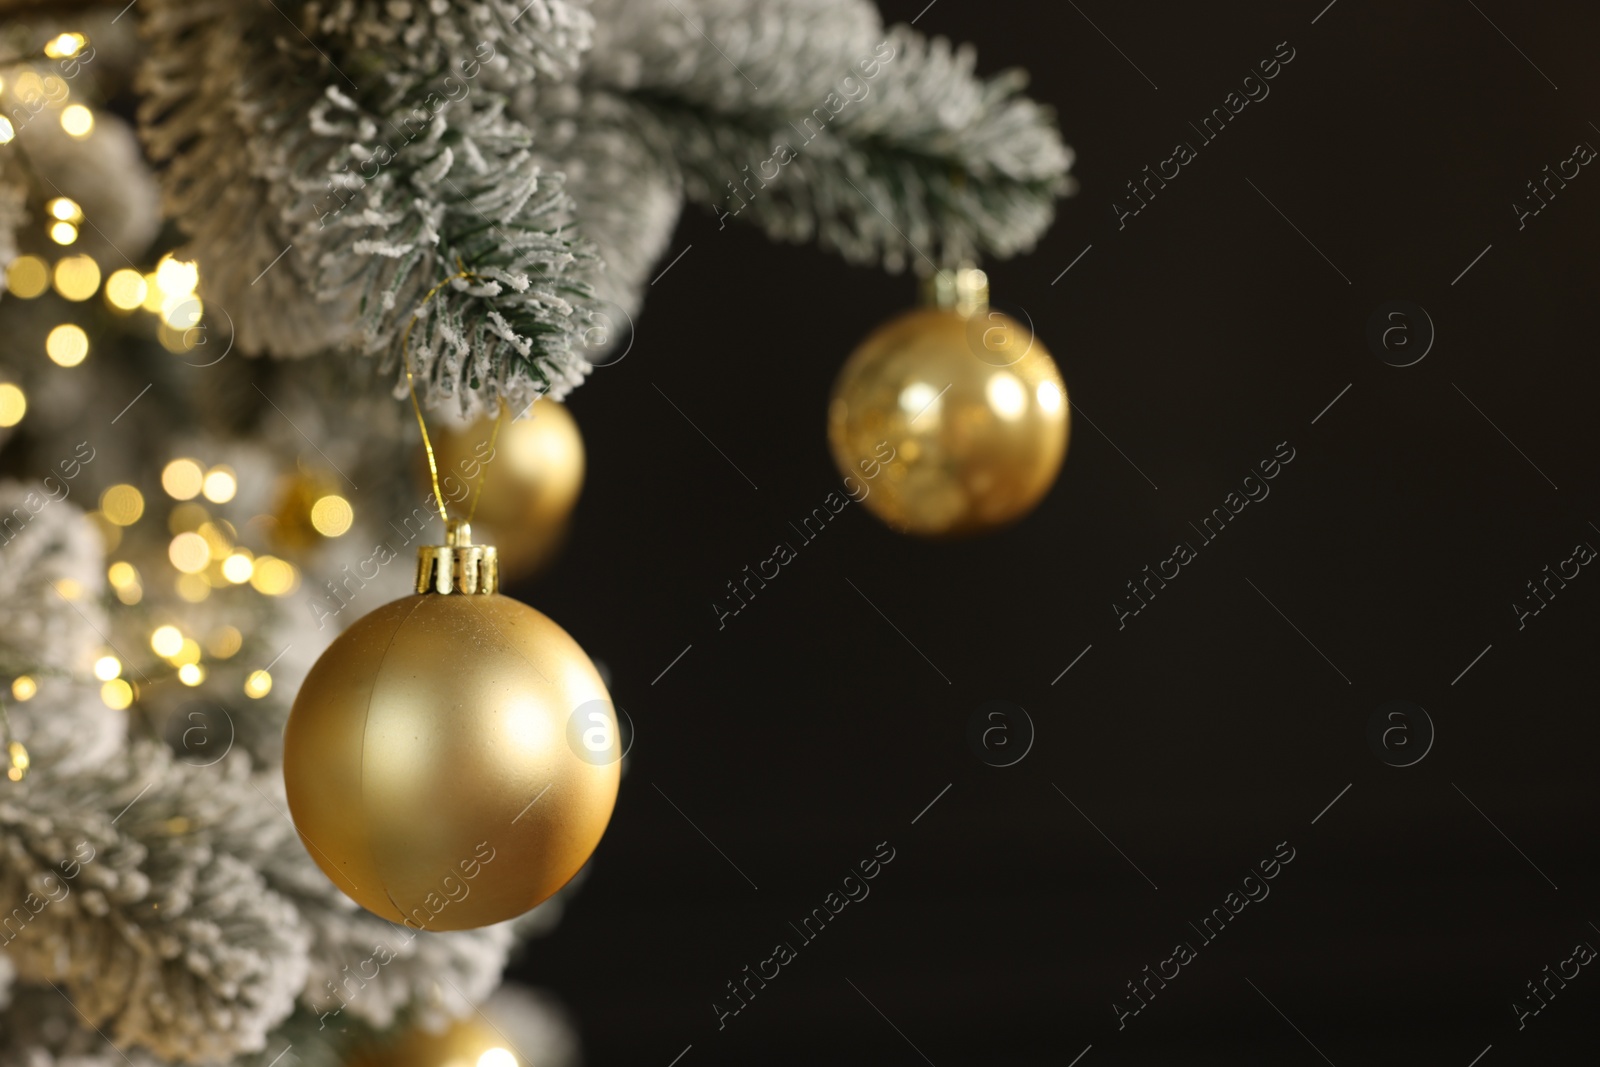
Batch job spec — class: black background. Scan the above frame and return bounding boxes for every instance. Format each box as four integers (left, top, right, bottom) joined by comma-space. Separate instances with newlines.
512, 3, 1600, 1063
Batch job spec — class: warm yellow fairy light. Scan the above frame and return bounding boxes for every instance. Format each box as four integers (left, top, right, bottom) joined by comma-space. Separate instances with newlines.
221, 552, 254, 584
161, 296, 202, 331
476, 1050, 517, 1067
0, 383, 25, 428
161, 458, 204, 500
244, 670, 272, 699
60, 104, 94, 138
168, 531, 210, 574
46, 324, 89, 366
249, 556, 298, 596
151, 626, 184, 658
97, 485, 144, 527
207, 626, 243, 659
177, 663, 205, 687
53, 255, 101, 301
7, 740, 29, 781
310, 494, 353, 537
92, 655, 121, 682
202, 466, 237, 504
105, 269, 148, 311
5, 255, 48, 298
196, 521, 233, 560
175, 572, 211, 603
0, 116, 13, 145
10, 676, 37, 701
172, 638, 202, 667
47, 198, 83, 223
49, 221, 78, 245
100, 678, 133, 710
52, 578, 82, 600
154, 254, 199, 298
99, 485, 144, 526
107, 561, 143, 604
43, 33, 86, 59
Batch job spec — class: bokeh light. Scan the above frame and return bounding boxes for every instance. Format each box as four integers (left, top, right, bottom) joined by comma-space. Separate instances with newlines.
310, 494, 353, 537
168, 531, 210, 574
176, 573, 211, 603
244, 670, 272, 699
47, 197, 83, 223
100, 679, 133, 710
100, 485, 145, 526
54, 255, 101, 301
202, 466, 237, 503
5, 256, 48, 298
46, 324, 89, 366
93, 655, 121, 682
222, 552, 254, 584
11, 676, 37, 701
105, 269, 148, 311
60, 104, 94, 138
0, 383, 25, 427
151, 626, 184, 658
162, 459, 205, 500
49, 221, 78, 245
43, 33, 86, 58
249, 556, 297, 596
207, 626, 243, 659
177, 663, 205, 687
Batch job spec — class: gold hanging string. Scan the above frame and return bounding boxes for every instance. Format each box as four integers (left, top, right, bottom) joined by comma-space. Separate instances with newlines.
467, 398, 507, 524
402, 264, 480, 523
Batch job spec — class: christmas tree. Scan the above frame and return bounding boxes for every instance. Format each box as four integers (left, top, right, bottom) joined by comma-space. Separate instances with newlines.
0, 2, 1070, 1064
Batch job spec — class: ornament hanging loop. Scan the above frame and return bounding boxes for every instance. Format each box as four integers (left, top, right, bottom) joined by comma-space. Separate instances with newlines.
416, 520, 499, 595
922, 266, 990, 318
402, 261, 483, 524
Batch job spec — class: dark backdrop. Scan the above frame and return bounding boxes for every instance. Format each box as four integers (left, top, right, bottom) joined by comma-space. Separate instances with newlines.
510, 3, 1600, 1063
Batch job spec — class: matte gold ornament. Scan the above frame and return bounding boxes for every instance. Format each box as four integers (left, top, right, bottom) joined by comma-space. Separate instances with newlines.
283, 522, 619, 931
828, 269, 1069, 537
426, 399, 585, 579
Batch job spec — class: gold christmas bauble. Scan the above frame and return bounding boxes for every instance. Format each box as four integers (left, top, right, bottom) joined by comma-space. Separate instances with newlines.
283, 524, 619, 931
345, 1016, 516, 1067
828, 276, 1069, 537
427, 400, 585, 579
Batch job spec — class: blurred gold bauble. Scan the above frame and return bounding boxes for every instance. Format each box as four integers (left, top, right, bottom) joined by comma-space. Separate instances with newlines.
283, 524, 619, 931
427, 400, 585, 579
827, 274, 1069, 537
345, 1016, 517, 1067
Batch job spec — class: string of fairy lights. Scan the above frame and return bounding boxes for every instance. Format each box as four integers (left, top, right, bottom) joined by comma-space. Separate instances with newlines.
2, 30, 356, 780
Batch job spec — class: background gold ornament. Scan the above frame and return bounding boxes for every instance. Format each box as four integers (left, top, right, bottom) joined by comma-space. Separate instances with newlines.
427, 400, 585, 580
344, 1016, 518, 1067
283, 526, 619, 931
828, 275, 1069, 537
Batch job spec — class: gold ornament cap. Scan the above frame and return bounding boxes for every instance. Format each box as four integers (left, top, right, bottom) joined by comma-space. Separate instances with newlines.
416, 520, 498, 595
922, 267, 990, 317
